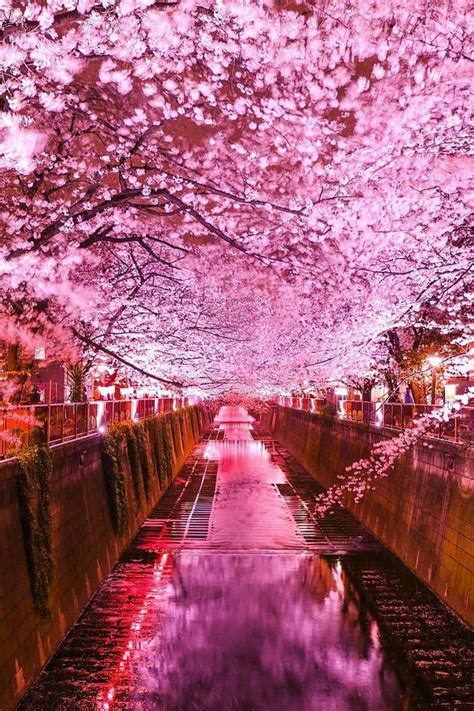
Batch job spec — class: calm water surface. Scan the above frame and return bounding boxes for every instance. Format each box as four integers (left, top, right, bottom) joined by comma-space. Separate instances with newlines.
98, 407, 403, 710
119, 552, 402, 711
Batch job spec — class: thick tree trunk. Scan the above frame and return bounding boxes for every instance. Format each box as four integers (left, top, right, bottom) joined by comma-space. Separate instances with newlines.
409, 379, 427, 404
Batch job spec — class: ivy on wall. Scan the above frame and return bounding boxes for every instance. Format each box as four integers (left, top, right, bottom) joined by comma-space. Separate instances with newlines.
101, 406, 207, 537
101, 426, 129, 536
121, 423, 143, 505
16, 446, 54, 617
133, 421, 151, 499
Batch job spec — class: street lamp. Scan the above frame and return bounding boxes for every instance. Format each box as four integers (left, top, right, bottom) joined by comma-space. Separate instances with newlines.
428, 356, 442, 405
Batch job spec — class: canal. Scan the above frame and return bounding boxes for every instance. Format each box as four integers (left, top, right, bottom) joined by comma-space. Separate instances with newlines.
20, 407, 473, 710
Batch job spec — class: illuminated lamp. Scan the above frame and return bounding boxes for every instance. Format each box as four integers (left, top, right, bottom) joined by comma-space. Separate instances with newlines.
445, 384, 457, 401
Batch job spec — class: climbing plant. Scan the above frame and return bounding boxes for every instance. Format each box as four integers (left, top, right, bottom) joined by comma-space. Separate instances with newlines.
101, 427, 129, 536
16, 445, 54, 617
145, 417, 163, 487
121, 423, 143, 506
133, 421, 152, 500
170, 413, 181, 459
100, 407, 205, 536
162, 419, 174, 482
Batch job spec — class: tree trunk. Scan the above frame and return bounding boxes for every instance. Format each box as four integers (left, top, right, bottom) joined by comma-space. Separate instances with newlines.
384, 370, 399, 402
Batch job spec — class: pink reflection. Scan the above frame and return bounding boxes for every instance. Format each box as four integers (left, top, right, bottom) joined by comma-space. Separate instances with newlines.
96, 552, 173, 710
127, 553, 401, 710
203, 407, 303, 550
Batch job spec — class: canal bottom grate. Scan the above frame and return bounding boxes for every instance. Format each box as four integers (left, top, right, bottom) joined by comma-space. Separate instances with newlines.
131, 445, 217, 550
251, 424, 380, 552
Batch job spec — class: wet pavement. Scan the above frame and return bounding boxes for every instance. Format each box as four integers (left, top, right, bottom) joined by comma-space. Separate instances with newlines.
20, 407, 474, 710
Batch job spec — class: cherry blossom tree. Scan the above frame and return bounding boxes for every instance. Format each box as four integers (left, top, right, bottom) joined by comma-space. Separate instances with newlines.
0, 0, 472, 398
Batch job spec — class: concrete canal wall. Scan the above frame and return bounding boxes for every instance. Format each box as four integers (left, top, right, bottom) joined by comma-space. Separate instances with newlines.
263, 406, 473, 627
0, 407, 210, 710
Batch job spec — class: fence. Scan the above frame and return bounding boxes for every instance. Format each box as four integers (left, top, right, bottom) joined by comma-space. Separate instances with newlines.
0, 397, 191, 460
277, 396, 473, 443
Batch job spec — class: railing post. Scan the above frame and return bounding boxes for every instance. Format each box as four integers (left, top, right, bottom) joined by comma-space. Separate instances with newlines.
46, 382, 52, 447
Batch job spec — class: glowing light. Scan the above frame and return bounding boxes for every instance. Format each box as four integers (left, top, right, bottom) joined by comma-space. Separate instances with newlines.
375, 404, 383, 427
445, 384, 456, 401
97, 401, 106, 430
98, 385, 115, 398
428, 355, 442, 367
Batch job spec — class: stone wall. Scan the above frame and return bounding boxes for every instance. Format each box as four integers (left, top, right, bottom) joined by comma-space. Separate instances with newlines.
263, 406, 473, 627
0, 407, 210, 710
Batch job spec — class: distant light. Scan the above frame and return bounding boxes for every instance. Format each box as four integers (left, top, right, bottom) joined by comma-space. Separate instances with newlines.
445, 384, 456, 401
98, 385, 115, 397
98, 425, 106, 433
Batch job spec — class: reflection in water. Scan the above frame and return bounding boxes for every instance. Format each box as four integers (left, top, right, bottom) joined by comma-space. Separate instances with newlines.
205, 410, 304, 550
99, 406, 403, 709
127, 553, 402, 710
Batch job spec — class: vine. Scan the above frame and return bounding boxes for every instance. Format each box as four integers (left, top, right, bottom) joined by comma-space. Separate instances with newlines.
122, 423, 143, 506
16, 445, 54, 617
162, 419, 174, 482
101, 408, 205, 535
171, 413, 182, 458
133, 421, 152, 499
101, 427, 129, 535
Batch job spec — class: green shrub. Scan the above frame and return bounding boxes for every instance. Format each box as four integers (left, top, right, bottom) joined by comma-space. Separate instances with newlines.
320, 403, 337, 420
16, 446, 54, 617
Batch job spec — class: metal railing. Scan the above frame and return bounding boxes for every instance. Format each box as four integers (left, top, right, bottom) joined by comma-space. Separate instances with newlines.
278, 397, 473, 443
0, 397, 192, 460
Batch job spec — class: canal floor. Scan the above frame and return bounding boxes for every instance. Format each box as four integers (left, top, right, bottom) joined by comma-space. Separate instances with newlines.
20, 407, 473, 710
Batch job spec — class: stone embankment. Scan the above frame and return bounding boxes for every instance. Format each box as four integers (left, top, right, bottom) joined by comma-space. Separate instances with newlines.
262, 406, 473, 627
0, 406, 210, 710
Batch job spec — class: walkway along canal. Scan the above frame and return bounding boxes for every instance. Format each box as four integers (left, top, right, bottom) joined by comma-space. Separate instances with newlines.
20, 407, 473, 710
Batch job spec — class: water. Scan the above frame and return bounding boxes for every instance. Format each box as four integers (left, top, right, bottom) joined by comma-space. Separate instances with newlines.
21, 407, 473, 710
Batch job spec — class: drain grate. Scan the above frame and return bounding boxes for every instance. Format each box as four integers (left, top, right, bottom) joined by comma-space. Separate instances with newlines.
203, 426, 225, 441
253, 423, 381, 553
132, 450, 217, 551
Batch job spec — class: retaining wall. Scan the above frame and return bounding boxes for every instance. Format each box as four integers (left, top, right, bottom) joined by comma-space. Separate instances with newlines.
263, 406, 473, 627
0, 407, 210, 710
